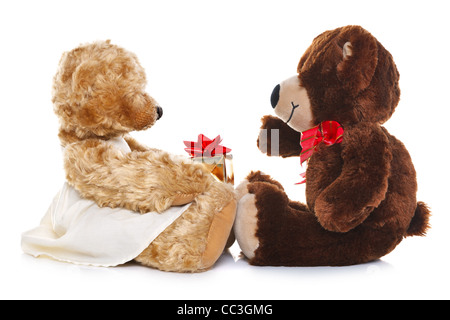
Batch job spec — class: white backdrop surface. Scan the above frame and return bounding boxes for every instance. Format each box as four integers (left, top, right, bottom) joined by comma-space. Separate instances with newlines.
1, 0, 448, 300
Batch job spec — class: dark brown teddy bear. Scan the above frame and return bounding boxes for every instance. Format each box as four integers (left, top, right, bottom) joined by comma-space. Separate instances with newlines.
234, 25, 430, 266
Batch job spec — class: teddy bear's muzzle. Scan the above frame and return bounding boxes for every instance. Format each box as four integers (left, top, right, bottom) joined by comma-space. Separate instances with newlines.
132, 105, 163, 130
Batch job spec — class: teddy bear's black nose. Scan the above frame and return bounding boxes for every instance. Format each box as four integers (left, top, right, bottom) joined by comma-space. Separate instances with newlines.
270, 84, 280, 108
156, 106, 163, 120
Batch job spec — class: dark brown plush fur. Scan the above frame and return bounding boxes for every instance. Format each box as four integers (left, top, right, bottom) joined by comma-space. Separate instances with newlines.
257, 115, 301, 157
247, 26, 430, 266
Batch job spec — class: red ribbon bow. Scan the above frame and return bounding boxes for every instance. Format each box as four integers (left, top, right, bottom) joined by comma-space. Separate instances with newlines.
184, 134, 231, 157
297, 121, 344, 184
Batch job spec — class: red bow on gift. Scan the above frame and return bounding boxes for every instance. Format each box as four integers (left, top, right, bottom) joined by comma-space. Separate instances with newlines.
184, 134, 232, 157
297, 121, 344, 184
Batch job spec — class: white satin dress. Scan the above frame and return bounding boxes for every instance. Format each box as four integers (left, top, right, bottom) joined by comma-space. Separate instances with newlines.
21, 137, 191, 267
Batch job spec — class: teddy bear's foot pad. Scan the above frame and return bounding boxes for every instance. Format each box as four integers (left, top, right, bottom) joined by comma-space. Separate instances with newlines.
200, 199, 237, 270
234, 193, 260, 260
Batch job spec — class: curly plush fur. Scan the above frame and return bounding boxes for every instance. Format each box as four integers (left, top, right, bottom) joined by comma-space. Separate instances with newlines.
52, 40, 236, 272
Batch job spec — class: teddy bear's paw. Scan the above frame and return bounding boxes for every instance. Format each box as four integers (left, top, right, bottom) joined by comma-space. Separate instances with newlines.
235, 179, 251, 202
235, 171, 265, 202
315, 194, 373, 233
171, 193, 198, 206
257, 128, 270, 155
246, 171, 285, 190
235, 171, 282, 202
200, 198, 237, 270
234, 193, 260, 260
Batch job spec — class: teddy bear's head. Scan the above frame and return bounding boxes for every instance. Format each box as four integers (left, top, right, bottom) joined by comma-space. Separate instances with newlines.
52, 40, 162, 143
270, 25, 400, 132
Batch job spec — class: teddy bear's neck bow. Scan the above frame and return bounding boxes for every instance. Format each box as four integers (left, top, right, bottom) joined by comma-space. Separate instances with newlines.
300, 121, 344, 165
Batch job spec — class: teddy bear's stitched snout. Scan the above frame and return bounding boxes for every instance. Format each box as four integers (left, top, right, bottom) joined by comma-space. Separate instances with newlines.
125, 92, 163, 130
270, 76, 314, 133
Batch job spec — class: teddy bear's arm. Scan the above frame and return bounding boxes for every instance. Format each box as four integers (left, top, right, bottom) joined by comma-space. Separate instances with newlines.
257, 115, 302, 157
63, 139, 213, 213
123, 134, 151, 152
314, 124, 392, 233
123, 134, 162, 152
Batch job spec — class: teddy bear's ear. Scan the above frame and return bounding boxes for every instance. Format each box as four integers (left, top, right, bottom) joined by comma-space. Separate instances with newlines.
337, 28, 378, 94
342, 42, 352, 60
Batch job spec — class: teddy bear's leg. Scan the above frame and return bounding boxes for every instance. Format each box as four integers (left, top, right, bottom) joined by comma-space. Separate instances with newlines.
234, 171, 288, 259
235, 176, 400, 266
135, 181, 236, 272
234, 172, 289, 260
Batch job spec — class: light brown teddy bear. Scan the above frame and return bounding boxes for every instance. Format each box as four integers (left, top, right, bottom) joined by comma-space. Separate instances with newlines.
21, 40, 236, 272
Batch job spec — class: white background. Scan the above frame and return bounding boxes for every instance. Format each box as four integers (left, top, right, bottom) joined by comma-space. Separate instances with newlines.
1, 0, 449, 300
